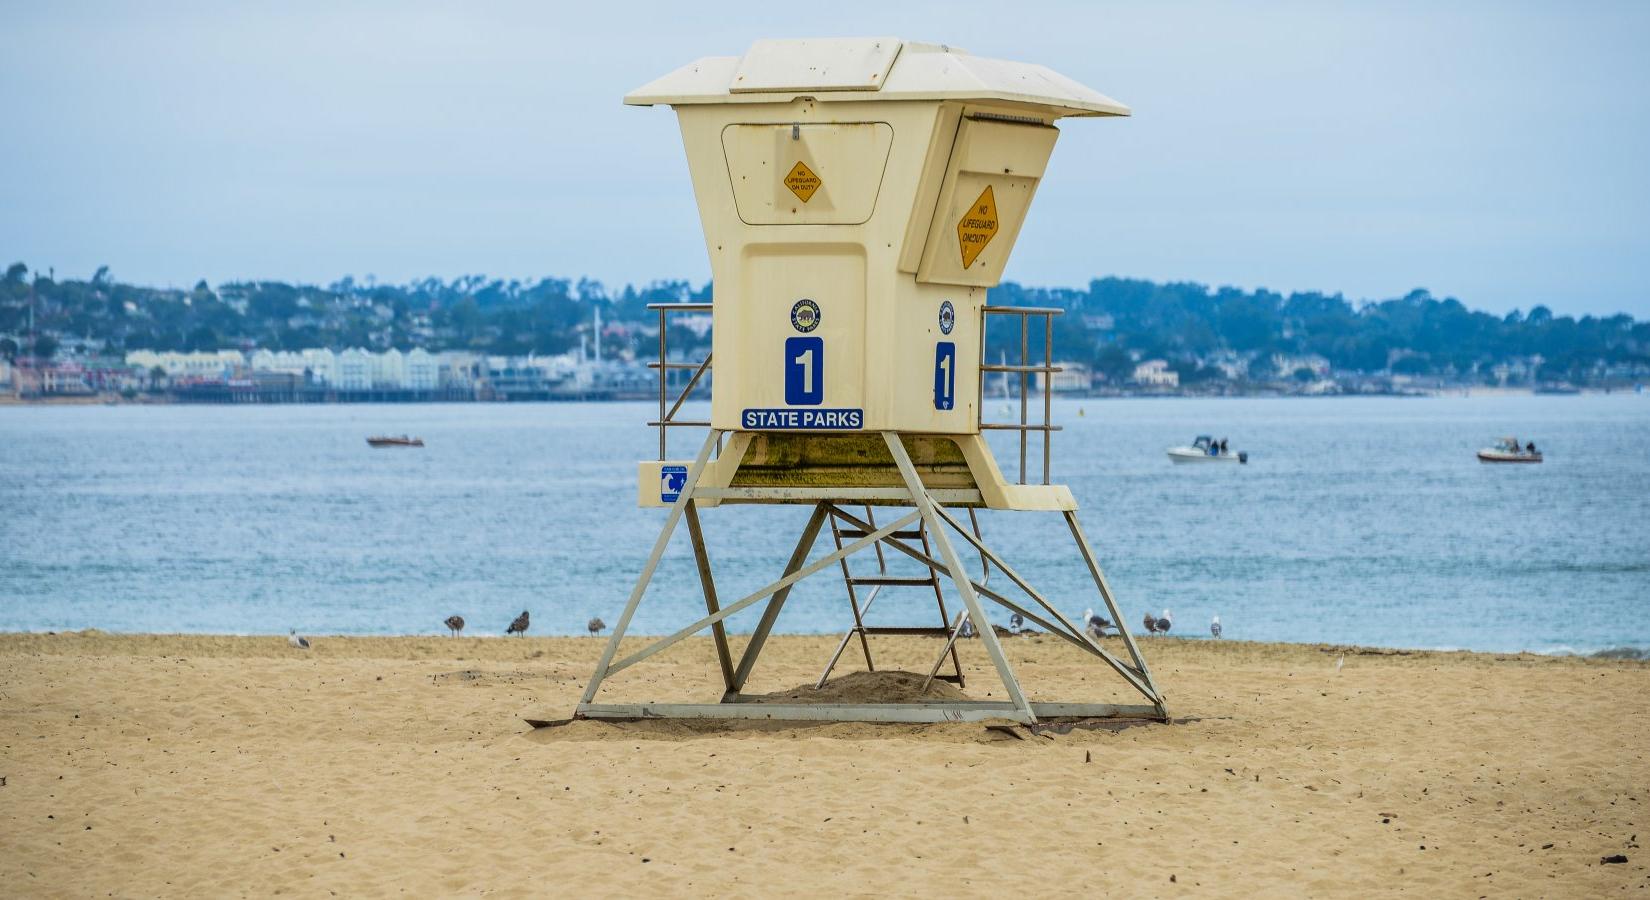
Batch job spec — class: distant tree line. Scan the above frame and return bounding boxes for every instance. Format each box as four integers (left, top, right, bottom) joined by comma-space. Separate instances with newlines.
2, 261, 1645, 383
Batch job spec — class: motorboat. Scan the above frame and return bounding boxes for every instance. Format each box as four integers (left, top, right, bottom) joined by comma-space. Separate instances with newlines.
1477, 436, 1541, 464
367, 435, 424, 448
1167, 435, 1247, 464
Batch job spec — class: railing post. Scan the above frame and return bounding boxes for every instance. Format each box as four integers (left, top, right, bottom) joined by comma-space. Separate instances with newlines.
1043, 312, 1053, 484
657, 306, 668, 460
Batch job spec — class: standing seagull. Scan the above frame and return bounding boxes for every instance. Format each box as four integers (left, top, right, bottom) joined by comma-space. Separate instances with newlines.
1083, 608, 1113, 638
506, 610, 530, 636
587, 617, 605, 636
288, 629, 310, 650
1142, 611, 1159, 635
1009, 612, 1024, 633
1154, 609, 1173, 634
444, 615, 465, 637
1210, 615, 1222, 639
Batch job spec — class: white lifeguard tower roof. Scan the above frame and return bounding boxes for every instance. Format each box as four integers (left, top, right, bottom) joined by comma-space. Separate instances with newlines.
625, 37, 1131, 118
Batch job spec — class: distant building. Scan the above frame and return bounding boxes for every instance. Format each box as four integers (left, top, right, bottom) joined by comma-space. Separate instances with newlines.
1038, 362, 1092, 393
1271, 353, 1330, 379
125, 350, 243, 380
1131, 359, 1179, 388
437, 351, 481, 389
372, 348, 405, 388
336, 348, 373, 390
405, 348, 439, 390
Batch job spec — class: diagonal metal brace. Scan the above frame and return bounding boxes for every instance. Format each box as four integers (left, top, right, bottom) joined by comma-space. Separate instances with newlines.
598, 509, 922, 679
825, 507, 1097, 658
930, 503, 1161, 703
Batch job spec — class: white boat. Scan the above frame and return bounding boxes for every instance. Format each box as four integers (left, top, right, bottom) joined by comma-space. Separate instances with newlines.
1477, 436, 1541, 464
1168, 435, 1247, 464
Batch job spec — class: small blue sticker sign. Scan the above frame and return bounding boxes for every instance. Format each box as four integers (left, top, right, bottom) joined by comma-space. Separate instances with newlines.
741, 408, 864, 430
790, 298, 821, 333
660, 465, 687, 503
934, 341, 956, 410
939, 300, 955, 335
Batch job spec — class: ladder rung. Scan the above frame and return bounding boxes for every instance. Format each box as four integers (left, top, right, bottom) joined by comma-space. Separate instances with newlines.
861, 626, 952, 636
835, 529, 924, 540
847, 576, 937, 587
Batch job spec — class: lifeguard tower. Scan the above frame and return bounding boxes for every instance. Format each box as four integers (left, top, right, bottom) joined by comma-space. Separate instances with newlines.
574, 38, 1166, 725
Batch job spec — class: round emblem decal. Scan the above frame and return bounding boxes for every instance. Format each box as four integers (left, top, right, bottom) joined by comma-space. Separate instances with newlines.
790, 298, 821, 333
938, 300, 956, 335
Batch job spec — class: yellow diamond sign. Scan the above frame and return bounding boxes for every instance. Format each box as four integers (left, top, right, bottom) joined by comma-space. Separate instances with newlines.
783, 161, 822, 203
957, 185, 998, 268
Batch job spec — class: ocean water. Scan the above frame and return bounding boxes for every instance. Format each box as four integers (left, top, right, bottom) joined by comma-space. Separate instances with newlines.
1, 396, 1646, 654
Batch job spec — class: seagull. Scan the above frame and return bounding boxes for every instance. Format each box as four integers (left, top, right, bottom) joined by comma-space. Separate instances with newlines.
1154, 609, 1173, 634
444, 615, 465, 637
506, 610, 529, 636
1009, 612, 1024, 632
288, 629, 310, 650
958, 618, 976, 638
1083, 608, 1113, 638
1142, 611, 1159, 634
587, 617, 605, 636
1210, 615, 1222, 639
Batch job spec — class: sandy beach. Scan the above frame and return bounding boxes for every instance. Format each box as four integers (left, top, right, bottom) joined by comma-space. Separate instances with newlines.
1, 631, 1644, 897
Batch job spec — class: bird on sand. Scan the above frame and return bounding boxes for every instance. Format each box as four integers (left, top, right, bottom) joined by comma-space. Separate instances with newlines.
958, 618, 977, 638
1154, 609, 1173, 634
1210, 615, 1222, 639
587, 617, 605, 636
1009, 612, 1024, 633
506, 610, 530, 636
1142, 611, 1158, 634
444, 615, 465, 637
1083, 608, 1113, 638
288, 629, 310, 650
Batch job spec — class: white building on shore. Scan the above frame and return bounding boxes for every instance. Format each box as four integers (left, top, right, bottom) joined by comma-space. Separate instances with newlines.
1132, 359, 1179, 388
124, 346, 610, 393
125, 350, 244, 379
336, 348, 373, 390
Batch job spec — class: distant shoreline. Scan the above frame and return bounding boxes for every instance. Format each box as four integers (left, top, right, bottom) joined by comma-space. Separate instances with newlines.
5, 386, 1638, 407
2, 629, 1642, 660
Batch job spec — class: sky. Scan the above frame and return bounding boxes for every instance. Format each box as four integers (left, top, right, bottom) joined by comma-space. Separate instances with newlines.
3, 1, 1648, 317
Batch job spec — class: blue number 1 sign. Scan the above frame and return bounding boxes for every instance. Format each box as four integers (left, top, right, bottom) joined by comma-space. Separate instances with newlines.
785, 336, 824, 405
934, 341, 956, 410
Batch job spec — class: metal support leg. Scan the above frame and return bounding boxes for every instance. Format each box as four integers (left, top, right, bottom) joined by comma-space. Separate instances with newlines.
918, 522, 966, 687
685, 500, 735, 693
1065, 509, 1162, 709
726, 503, 830, 696
580, 429, 721, 705
882, 432, 1037, 724
932, 504, 1160, 704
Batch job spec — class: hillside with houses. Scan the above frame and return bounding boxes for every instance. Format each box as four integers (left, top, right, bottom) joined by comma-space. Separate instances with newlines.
2, 261, 1645, 401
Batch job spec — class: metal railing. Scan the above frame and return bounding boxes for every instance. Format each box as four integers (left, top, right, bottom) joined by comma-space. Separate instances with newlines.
980, 306, 1063, 485
647, 300, 1063, 484
648, 302, 713, 460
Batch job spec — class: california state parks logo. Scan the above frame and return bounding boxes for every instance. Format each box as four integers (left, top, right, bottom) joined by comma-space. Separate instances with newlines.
790, 298, 821, 333
938, 300, 955, 334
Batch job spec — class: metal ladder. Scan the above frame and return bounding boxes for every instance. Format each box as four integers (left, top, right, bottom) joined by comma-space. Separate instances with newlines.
815, 505, 989, 689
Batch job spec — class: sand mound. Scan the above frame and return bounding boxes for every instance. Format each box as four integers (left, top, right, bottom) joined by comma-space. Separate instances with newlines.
747, 669, 972, 704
